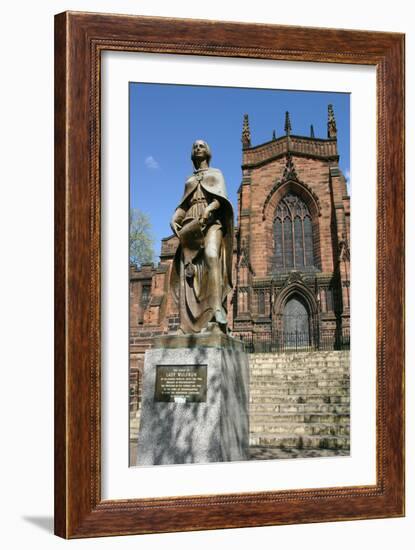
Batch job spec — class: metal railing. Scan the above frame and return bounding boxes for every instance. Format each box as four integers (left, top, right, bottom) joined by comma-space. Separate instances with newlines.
237, 329, 350, 353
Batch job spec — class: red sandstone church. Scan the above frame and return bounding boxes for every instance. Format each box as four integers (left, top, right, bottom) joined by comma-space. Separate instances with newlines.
129, 106, 350, 406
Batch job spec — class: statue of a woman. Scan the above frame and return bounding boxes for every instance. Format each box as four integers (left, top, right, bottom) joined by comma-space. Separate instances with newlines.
170, 140, 234, 334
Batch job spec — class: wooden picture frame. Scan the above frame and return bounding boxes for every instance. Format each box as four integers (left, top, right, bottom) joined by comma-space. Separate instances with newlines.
54, 11, 405, 538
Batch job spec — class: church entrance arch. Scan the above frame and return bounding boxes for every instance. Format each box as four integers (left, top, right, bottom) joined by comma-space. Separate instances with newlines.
283, 295, 311, 348
273, 281, 319, 350
283, 295, 310, 334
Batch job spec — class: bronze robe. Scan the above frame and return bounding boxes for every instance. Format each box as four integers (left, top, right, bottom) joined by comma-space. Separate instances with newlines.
170, 167, 234, 333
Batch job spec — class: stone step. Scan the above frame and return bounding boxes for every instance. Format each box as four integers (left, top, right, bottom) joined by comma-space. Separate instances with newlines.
250, 423, 350, 436
250, 361, 349, 370
250, 387, 350, 398
251, 350, 350, 359
250, 366, 349, 374
249, 395, 350, 405
250, 380, 349, 390
249, 357, 350, 368
129, 413, 141, 438
248, 433, 350, 450
250, 360, 348, 366
250, 412, 349, 424
250, 403, 350, 414
250, 358, 348, 363
250, 379, 349, 389
250, 368, 349, 377
250, 362, 348, 368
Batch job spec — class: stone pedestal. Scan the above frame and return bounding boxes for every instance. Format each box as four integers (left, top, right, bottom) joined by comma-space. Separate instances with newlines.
136, 334, 249, 466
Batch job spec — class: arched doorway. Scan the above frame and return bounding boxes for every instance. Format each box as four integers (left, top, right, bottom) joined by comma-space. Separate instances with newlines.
283, 295, 311, 349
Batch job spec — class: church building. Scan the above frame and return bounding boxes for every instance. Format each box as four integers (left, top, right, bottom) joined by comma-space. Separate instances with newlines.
129, 105, 350, 409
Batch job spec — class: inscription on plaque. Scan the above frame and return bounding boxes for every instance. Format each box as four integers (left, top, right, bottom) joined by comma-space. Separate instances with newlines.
154, 365, 207, 403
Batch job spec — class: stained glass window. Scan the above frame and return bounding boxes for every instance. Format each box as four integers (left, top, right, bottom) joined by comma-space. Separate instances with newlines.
304, 216, 314, 266
274, 219, 283, 267
257, 290, 265, 315
283, 217, 293, 267
273, 193, 315, 270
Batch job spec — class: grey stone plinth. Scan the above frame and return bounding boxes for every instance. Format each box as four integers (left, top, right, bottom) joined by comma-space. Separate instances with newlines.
136, 341, 249, 466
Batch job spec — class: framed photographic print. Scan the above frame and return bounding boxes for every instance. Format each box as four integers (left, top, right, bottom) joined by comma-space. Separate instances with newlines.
54, 11, 405, 538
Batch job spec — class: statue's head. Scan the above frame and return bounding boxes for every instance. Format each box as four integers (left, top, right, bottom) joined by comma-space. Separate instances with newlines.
191, 140, 211, 165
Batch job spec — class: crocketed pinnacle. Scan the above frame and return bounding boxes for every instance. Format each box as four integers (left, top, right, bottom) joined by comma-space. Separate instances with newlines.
327, 104, 337, 139
284, 111, 292, 136
241, 113, 251, 149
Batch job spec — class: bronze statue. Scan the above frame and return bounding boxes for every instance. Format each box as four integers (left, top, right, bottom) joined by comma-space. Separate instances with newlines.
170, 140, 234, 334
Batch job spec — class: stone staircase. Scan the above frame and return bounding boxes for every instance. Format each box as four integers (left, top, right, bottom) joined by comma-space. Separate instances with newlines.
129, 408, 141, 465
249, 351, 350, 451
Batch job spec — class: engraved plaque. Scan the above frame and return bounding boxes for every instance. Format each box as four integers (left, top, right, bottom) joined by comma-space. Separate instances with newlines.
154, 365, 207, 403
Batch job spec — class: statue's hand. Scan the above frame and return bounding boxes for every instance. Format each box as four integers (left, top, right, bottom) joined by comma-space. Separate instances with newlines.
201, 199, 220, 226
171, 208, 185, 237
170, 220, 182, 237
200, 207, 212, 226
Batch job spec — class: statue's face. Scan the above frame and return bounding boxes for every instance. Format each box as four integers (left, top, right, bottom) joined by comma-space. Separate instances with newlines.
192, 140, 209, 161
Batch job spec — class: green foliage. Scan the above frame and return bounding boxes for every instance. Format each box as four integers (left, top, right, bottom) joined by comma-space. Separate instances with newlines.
129, 209, 155, 267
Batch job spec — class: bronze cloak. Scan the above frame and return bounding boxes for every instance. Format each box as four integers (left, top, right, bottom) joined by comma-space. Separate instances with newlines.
170, 167, 234, 332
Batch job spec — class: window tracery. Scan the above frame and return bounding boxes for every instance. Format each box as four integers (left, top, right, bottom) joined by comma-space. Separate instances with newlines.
273, 193, 314, 270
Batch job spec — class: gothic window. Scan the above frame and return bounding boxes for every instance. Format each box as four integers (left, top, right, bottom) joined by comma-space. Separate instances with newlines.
238, 289, 249, 314
325, 288, 333, 311
141, 284, 151, 309
273, 193, 314, 270
257, 289, 265, 315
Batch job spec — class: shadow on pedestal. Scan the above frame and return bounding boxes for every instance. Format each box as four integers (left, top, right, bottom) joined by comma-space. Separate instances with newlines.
135, 333, 249, 466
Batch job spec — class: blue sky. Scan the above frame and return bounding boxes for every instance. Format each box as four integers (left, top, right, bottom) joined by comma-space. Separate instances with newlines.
130, 83, 350, 259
